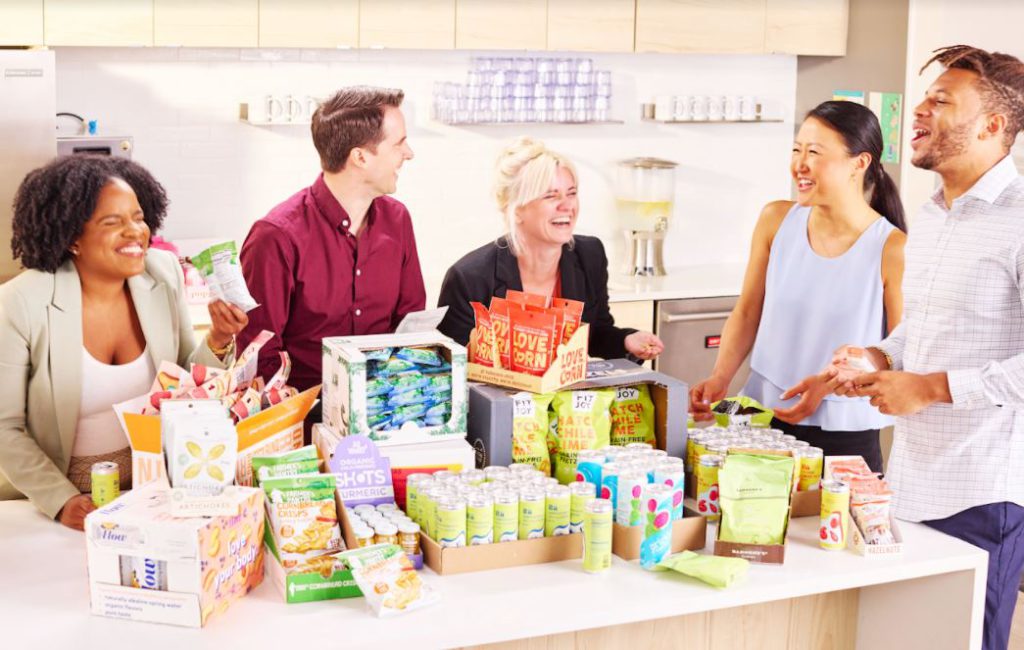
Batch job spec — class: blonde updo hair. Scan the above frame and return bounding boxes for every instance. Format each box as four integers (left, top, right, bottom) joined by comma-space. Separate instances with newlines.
493, 137, 578, 255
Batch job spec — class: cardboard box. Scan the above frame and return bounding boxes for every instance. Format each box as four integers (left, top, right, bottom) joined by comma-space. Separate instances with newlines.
850, 513, 903, 556
713, 449, 795, 565
686, 450, 821, 519
468, 358, 689, 469
611, 505, 707, 561
421, 532, 583, 576
321, 332, 468, 446
122, 386, 319, 489
85, 485, 265, 628
466, 323, 590, 393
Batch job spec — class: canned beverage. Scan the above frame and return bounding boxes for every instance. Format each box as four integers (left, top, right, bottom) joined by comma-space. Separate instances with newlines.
354, 504, 376, 516
437, 496, 468, 548
575, 449, 606, 489
583, 499, 613, 573
640, 483, 674, 569
625, 442, 653, 452
799, 447, 824, 492
509, 463, 536, 475
461, 469, 487, 486
467, 493, 495, 545
374, 522, 399, 547
654, 459, 686, 520
355, 528, 376, 548
376, 503, 399, 512
431, 470, 456, 483
780, 434, 797, 444
405, 473, 432, 524
484, 465, 511, 482
706, 442, 730, 457
819, 480, 850, 551
384, 510, 408, 522
518, 488, 546, 540
493, 489, 520, 543
421, 485, 445, 540
569, 481, 596, 533
544, 485, 571, 536
398, 522, 421, 555
599, 445, 625, 463
599, 462, 621, 517
685, 432, 704, 471
120, 556, 167, 590
689, 434, 711, 472
696, 454, 724, 521
615, 469, 648, 527
91, 461, 120, 507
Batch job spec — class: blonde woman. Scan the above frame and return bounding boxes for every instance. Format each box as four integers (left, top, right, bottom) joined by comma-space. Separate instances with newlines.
437, 137, 663, 361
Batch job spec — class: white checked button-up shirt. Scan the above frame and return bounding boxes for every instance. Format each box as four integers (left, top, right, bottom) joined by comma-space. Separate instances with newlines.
876, 155, 1024, 522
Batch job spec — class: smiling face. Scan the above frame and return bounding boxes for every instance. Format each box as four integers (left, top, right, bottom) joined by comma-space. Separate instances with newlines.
910, 68, 988, 172
360, 105, 414, 196
515, 165, 579, 249
72, 177, 150, 281
791, 116, 867, 206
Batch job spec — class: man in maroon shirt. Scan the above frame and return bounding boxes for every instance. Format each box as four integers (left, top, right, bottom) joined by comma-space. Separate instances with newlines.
238, 86, 426, 416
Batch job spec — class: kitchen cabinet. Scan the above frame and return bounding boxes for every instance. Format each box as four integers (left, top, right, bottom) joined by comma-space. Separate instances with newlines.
259, 0, 359, 49
609, 300, 655, 334
359, 0, 455, 50
635, 0, 766, 54
45, 0, 153, 46
455, 0, 546, 50
0, 0, 42, 46
154, 0, 258, 47
655, 296, 748, 396
547, 0, 635, 53
765, 0, 848, 55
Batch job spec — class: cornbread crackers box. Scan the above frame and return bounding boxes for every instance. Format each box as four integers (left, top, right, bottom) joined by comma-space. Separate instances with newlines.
84, 484, 265, 628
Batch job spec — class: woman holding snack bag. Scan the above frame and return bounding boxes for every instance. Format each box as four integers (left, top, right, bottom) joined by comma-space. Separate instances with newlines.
0, 155, 248, 529
689, 101, 907, 472
438, 137, 663, 361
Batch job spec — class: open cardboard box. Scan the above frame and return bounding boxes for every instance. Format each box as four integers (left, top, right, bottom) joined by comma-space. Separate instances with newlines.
467, 323, 590, 394
612, 504, 706, 561
421, 530, 583, 576
850, 513, 904, 556
713, 448, 795, 565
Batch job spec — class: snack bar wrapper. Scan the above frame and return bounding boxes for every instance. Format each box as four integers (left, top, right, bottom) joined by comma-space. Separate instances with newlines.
191, 241, 259, 312
337, 544, 439, 617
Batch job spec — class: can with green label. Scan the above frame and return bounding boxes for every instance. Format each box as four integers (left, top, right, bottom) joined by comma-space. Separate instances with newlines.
467, 492, 494, 545
569, 481, 596, 533
493, 489, 519, 543
91, 461, 120, 508
544, 485, 571, 536
405, 473, 432, 526
583, 498, 613, 573
518, 487, 546, 540
437, 496, 467, 548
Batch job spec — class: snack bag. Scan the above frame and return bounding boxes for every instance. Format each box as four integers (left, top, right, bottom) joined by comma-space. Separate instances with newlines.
251, 445, 320, 485
717, 453, 794, 546
167, 414, 237, 496
506, 289, 551, 309
394, 346, 444, 367
262, 475, 345, 571
551, 297, 584, 344
511, 392, 556, 476
609, 384, 657, 446
831, 346, 878, 383
655, 551, 749, 589
337, 544, 438, 617
711, 396, 774, 428
470, 302, 496, 367
550, 389, 615, 484
490, 297, 512, 369
191, 241, 259, 312
508, 304, 557, 376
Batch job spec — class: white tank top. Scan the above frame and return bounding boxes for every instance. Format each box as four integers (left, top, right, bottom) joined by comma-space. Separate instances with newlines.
71, 346, 156, 457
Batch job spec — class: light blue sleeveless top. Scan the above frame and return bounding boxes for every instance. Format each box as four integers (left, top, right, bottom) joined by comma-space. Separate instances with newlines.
742, 203, 894, 431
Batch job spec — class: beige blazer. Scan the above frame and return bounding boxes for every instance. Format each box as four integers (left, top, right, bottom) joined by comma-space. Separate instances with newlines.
0, 249, 225, 518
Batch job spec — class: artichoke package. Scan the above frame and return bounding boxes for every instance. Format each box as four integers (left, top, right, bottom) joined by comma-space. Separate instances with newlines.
717, 453, 794, 546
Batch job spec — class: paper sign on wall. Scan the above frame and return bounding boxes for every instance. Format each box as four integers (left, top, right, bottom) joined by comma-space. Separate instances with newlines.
327, 435, 395, 506
833, 90, 865, 105
869, 92, 903, 164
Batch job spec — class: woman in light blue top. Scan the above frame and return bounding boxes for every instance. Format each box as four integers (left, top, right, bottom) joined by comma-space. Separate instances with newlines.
689, 101, 907, 472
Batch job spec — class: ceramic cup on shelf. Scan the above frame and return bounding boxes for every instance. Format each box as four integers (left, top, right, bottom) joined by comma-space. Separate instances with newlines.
724, 95, 740, 121
244, 95, 284, 123
673, 95, 692, 121
708, 95, 726, 121
740, 95, 759, 120
690, 95, 709, 121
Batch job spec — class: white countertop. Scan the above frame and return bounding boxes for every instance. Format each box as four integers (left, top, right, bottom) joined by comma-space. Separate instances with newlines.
1, 500, 985, 649
607, 262, 746, 303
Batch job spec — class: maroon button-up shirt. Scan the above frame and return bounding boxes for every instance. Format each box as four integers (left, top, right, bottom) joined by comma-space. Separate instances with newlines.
238, 174, 426, 391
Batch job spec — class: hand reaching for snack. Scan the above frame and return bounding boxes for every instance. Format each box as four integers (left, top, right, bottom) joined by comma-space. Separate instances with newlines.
58, 494, 96, 531
207, 299, 249, 353
689, 375, 729, 422
625, 331, 665, 361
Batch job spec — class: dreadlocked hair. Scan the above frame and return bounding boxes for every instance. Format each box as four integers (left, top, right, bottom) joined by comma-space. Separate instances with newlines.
922, 44, 1024, 149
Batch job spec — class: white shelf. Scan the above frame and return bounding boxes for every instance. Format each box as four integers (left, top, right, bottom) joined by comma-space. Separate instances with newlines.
440, 120, 624, 126
642, 118, 783, 124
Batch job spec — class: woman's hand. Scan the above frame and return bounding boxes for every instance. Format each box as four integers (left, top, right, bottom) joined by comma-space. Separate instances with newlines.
207, 299, 249, 351
625, 331, 665, 360
689, 375, 729, 422
58, 494, 95, 531
774, 369, 840, 424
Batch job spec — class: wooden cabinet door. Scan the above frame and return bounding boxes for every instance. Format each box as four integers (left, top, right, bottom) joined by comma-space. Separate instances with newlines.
547, 0, 635, 53
45, 0, 153, 46
0, 0, 42, 46
259, 0, 359, 48
765, 0, 848, 55
455, 0, 546, 50
359, 0, 455, 49
154, 0, 259, 47
635, 0, 766, 54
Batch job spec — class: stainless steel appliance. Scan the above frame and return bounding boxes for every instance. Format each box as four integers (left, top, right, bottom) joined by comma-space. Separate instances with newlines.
57, 135, 133, 159
616, 157, 676, 276
654, 296, 751, 397
0, 50, 56, 282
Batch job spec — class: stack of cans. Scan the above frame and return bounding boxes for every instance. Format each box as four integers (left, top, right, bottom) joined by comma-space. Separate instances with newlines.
687, 425, 824, 492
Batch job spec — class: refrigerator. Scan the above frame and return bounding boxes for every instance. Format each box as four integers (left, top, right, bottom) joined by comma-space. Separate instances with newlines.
0, 49, 56, 282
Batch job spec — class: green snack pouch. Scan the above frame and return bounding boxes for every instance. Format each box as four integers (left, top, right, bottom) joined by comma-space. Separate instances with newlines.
717, 453, 794, 546
511, 392, 555, 476
655, 550, 749, 588
711, 396, 774, 428
252, 445, 320, 485
609, 384, 656, 446
550, 389, 615, 485
262, 474, 344, 569
191, 241, 259, 312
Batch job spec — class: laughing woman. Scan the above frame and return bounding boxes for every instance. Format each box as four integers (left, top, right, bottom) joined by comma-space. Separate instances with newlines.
0, 155, 248, 529
438, 137, 663, 361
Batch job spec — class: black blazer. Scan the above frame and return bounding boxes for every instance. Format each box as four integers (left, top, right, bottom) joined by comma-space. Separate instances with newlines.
437, 235, 636, 360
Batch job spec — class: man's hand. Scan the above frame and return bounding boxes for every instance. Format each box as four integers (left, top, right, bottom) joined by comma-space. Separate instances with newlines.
689, 375, 729, 422
775, 369, 840, 424
850, 371, 951, 415
58, 494, 95, 531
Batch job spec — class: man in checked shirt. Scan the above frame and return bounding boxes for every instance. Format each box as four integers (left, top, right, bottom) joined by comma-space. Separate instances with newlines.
795, 45, 1024, 650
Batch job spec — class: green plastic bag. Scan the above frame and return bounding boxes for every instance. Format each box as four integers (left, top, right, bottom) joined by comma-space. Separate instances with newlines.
711, 396, 774, 428
655, 550, 749, 588
550, 389, 615, 484
718, 453, 794, 546
610, 384, 656, 446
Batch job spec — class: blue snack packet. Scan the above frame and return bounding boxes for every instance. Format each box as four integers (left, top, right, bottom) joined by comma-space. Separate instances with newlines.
368, 412, 393, 429
392, 403, 429, 424
364, 347, 394, 362
366, 377, 391, 398
376, 358, 418, 377
394, 347, 444, 367
366, 395, 389, 413
419, 363, 451, 375
388, 389, 432, 408
389, 372, 429, 394
423, 374, 452, 394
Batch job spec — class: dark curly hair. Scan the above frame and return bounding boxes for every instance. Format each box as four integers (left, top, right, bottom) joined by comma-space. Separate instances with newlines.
10, 155, 168, 273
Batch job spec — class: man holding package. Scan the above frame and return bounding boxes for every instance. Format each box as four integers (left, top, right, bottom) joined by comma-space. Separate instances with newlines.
788, 45, 1024, 650
238, 87, 426, 411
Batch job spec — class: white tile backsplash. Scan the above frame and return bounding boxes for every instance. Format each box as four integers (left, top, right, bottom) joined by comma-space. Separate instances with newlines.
55, 47, 796, 303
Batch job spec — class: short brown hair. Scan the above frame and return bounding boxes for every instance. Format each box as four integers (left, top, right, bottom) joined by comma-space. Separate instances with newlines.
311, 86, 404, 172
922, 45, 1024, 149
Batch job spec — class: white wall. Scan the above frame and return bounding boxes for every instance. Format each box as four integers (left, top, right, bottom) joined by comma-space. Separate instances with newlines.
900, 0, 1024, 215
55, 47, 796, 302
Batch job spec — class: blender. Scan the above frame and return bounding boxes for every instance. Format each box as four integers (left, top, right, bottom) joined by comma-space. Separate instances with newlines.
616, 157, 677, 276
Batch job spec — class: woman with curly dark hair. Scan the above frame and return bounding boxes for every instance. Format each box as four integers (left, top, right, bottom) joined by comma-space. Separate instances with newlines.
0, 155, 248, 530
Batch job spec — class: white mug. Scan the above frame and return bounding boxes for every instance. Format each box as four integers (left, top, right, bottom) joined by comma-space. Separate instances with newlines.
740, 95, 759, 120
724, 95, 740, 121
708, 95, 725, 121
245, 95, 284, 123
673, 95, 692, 121
654, 95, 674, 121
690, 95, 709, 121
